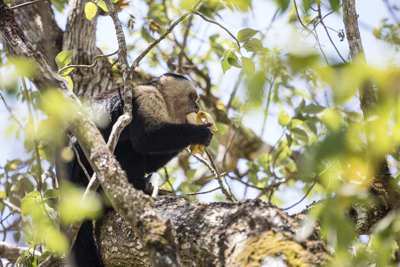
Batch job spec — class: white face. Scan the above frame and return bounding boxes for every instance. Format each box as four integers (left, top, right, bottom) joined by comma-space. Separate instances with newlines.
158, 75, 200, 124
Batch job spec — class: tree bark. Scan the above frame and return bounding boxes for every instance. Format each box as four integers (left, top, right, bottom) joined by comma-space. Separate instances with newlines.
97, 196, 330, 267
11, 0, 63, 70
63, 0, 116, 97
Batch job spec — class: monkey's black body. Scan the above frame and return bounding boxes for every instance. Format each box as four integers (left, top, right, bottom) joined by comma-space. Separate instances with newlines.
66, 74, 212, 267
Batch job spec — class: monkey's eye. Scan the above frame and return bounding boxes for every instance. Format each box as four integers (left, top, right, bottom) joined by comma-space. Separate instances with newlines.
189, 94, 196, 101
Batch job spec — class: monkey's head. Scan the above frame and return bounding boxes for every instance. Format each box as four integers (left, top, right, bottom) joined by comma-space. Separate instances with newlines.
156, 73, 200, 124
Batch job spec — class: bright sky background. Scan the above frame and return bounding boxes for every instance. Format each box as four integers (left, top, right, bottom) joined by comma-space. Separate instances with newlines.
0, 0, 397, 213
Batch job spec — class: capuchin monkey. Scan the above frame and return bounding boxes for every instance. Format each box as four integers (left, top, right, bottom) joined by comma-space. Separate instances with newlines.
63, 73, 213, 267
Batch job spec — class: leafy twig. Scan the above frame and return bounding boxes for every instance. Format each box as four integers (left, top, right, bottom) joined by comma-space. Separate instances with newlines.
317, 4, 347, 63
58, 50, 119, 75
193, 11, 240, 49
131, 0, 203, 72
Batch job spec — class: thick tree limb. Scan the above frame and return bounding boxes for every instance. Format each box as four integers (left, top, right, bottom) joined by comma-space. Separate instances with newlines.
97, 196, 330, 266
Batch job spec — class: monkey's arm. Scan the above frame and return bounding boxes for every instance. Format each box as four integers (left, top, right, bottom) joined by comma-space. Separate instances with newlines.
130, 122, 213, 155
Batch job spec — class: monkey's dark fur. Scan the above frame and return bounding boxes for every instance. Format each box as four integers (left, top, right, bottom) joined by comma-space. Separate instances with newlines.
65, 73, 213, 266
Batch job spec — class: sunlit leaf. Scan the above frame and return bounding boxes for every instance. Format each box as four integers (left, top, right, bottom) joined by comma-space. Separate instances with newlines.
64, 76, 74, 90
243, 38, 268, 53
221, 50, 232, 73
291, 128, 308, 143
97, 0, 109, 12
278, 109, 291, 127
288, 53, 319, 74
180, 0, 196, 10
302, 104, 325, 114
59, 67, 74, 76
329, 0, 340, 12
237, 28, 259, 43
55, 50, 74, 70
58, 182, 102, 225
242, 56, 255, 76
43, 189, 60, 199
84, 2, 98, 21
227, 53, 241, 68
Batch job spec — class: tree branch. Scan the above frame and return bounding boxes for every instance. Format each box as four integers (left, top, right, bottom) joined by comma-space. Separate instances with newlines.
0, 241, 41, 262
131, 0, 203, 72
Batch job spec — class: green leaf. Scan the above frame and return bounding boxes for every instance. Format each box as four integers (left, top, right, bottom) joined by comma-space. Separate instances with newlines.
276, 0, 290, 12
303, 0, 312, 11
221, 50, 232, 73
228, 57, 241, 68
84, 2, 98, 21
21, 192, 40, 215
306, 121, 318, 135
243, 38, 268, 53
302, 104, 325, 114
64, 76, 74, 90
97, 0, 109, 12
55, 50, 74, 70
288, 53, 319, 74
242, 56, 255, 76
278, 109, 291, 127
43, 189, 60, 199
291, 128, 309, 143
0, 191, 6, 199
329, 0, 340, 12
59, 67, 74, 76
287, 119, 303, 129
237, 28, 259, 43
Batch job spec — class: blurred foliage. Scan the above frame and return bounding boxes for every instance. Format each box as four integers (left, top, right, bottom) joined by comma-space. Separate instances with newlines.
1, 0, 400, 265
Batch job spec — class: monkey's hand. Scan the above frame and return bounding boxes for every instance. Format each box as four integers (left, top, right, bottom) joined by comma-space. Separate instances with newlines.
186, 111, 217, 154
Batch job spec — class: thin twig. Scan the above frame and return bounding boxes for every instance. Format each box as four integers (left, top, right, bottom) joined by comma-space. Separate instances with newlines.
21, 77, 43, 191
68, 135, 91, 181
294, 0, 329, 65
10, 0, 46, 9
186, 187, 221, 195
177, 14, 193, 73
317, 4, 347, 63
204, 148, 235, 201
58, 50, 119, 75
131, 0, 203, 72
164, 168, 176, 194
193, 11, 240, 50
281, 161, 337, 210
0, 92, 24, 129
0, 199, 21, 214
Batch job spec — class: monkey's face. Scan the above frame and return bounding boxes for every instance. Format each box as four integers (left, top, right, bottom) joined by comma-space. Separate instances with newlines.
158, 75, 200, 124
173, 86, 199, 124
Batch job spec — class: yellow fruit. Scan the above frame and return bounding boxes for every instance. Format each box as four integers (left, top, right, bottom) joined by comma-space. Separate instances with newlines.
185, 111, 218, 154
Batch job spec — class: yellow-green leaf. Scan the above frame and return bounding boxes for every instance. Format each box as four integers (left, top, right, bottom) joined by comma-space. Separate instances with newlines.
55, 50, 74, 70
97, 0, 108, 12
278, 109, 291, 127
64, 76, 74, 90
242, 56, 255, 76
84, 2, 98, 21
237, 28, 259, 43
